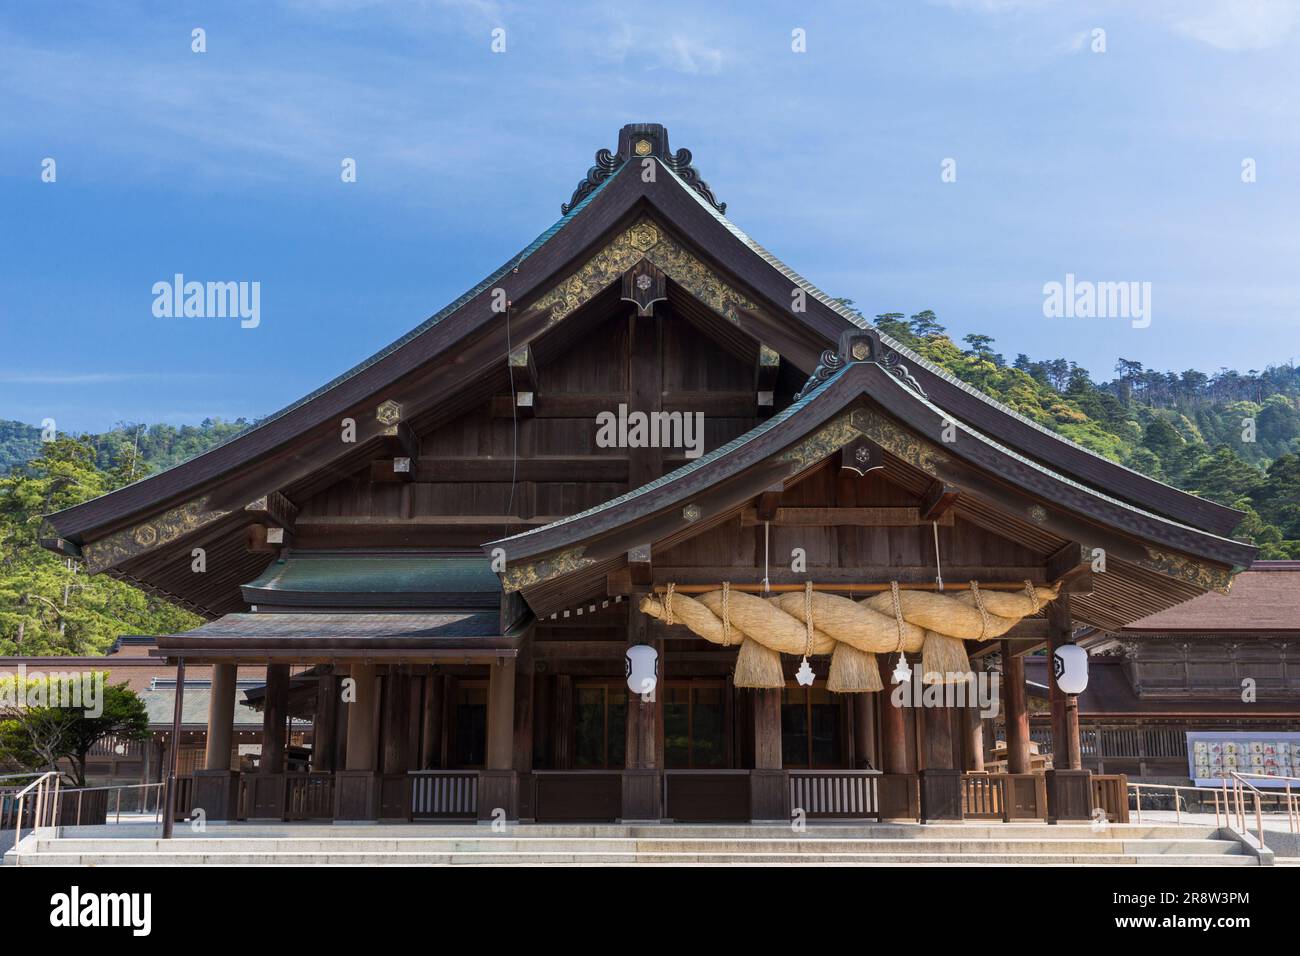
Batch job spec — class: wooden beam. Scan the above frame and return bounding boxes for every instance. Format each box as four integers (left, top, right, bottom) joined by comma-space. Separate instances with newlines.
920, 480, 959, 521
755, 482, 784, 521
417, 456, 628, 483
508, 344, 537, 392
739, 506, 954, 528
627, 543, 653, 586
490, 391, 759, 419
755, 344, 780, 417
606, 564, 1046, 595
244, 492, 298, 530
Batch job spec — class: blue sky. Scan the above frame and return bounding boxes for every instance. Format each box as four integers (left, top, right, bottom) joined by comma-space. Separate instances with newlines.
2, 0, 1298, 433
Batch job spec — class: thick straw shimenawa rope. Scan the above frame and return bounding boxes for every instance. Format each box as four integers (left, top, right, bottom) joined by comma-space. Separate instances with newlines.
641, 578, 1060, 691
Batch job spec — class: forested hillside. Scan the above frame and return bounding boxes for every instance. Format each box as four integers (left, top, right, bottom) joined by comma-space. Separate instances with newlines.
0, 420, 251, 656
1, 312, 1296, 657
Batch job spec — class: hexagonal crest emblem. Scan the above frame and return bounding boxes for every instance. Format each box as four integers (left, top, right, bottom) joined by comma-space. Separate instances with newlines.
629, 221, 659, 252
682, 504, 701, 523
376, 399, 402, 425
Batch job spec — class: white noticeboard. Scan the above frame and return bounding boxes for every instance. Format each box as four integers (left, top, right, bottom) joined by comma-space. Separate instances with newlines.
1186, 731, 1300, 789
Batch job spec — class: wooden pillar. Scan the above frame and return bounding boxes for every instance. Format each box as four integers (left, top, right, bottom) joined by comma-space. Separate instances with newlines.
420, 673, 444, 769
749, 687, 785, 821
205, 663, 236, 771
260, 664, 289, 774
1046, 593, 1072, 763
965, 703, 986, 772
627, 310, 664, 488
1064, 697, 1082, 771
1001, 642, 1030, 774
313, 673, 339, 773
877, 666, 912, 775
335, 660, 379, 820
245, 663, 289, 819
193, 661, 240, 821
162, 658, 185, 839
919, 701, 962, 821
1045, 594, 1090, 821
480, 657, 519, 820
381, 668, 411, 775
514, 640, 535, 819
852, 692, 877, 769
344, 662, 378, 771
623, 599, 662, 821
378, 667, 412, 819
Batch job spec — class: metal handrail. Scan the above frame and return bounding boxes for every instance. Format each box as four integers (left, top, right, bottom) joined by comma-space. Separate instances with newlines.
1127, 774, 1299, 854
7, 771, 59, 855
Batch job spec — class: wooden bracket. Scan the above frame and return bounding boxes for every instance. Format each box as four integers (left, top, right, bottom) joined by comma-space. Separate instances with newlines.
756, 482, 784, 521
628, 543, 653, 586
1047, 542, 1092, 591
920, 480, 959, 521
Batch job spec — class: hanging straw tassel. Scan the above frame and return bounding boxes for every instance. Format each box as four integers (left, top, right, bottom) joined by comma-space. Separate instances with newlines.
827, 642, 883, 693
734, 636, 784, 688
921, 631, 971, 685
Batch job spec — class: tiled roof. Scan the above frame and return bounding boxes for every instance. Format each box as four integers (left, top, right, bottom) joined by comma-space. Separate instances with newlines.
243, 553, 500, 598
163, 612, 501, 644
1122, 563, 1300, 632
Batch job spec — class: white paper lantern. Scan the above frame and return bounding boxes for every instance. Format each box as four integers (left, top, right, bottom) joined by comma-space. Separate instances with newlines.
625, 644, 658, 695
1053, 643, 1089, 695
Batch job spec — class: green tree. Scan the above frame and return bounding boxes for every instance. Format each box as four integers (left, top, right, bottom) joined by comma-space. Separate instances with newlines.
0, 674, 149, 785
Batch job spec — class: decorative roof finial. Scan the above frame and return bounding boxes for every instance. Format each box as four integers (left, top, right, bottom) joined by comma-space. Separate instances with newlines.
562, 123, 727, 215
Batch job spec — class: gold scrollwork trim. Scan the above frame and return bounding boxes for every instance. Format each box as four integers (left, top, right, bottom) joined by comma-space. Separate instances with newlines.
778, 412, 863, 470
1143, 548, 1235, 594
851, 407, 949, 475
529, 216, 760, 328
500, 547, 596, 593
82, 497, 230, 573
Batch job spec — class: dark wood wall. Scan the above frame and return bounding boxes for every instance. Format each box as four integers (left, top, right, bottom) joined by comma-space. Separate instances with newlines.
294, 304, 770, 549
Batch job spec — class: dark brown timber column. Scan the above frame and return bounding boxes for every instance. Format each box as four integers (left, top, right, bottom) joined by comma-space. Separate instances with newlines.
480, 657, 518, 821
335, 661, 379, 820
1045, 592, 1090, 821
420, 673, 444, 769
965, 702, 986, 772
852, 692, 877, 769
379, 667, 412, 820
514, 636, 536, 820
750, 688, 786, 821
313, 673, 339, 773
1001, 642, 1030, 775
919, 702, 962, 822
876, 660, 919, 820
249, 663, 289, 819
623, 602, 662, 822
193, 662, 239, 820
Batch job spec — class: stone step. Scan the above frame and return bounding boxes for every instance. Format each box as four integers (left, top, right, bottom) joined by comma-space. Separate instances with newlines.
27, 837, 1246, 856
38, 822, 1225, 841
10, 850, 1257, 866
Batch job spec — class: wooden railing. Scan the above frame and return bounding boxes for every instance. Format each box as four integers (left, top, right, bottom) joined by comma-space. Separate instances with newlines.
788, 770, 879, 819
958, 773, 1047, 821
411, 771, 478, 819
960, 773, 1003, 819
1091, 773, 1130, 823
286, 773, 335, 820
